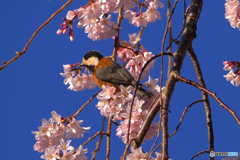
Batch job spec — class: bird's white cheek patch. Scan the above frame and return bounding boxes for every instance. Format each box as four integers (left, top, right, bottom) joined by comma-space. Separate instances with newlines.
83, 57, 99, 66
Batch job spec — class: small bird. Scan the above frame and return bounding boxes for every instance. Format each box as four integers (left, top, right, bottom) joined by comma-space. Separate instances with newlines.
79, 50, 153, 99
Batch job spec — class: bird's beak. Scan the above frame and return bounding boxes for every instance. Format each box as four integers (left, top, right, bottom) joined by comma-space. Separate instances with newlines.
77, 63, 87, 67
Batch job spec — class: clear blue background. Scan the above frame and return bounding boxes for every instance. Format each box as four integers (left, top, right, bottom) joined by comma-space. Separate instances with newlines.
0, 0, 239, 160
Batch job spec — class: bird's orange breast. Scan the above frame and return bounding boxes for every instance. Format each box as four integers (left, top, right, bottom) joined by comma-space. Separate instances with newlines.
92, 57, 121, 92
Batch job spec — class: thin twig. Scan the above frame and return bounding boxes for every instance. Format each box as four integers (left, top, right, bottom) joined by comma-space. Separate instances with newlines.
123, 27, 145, 67
119, 45, 136, 53
82, 131, 109, 146
125, 52, 172, 143
72, 131, 109, 155
133, 27, 145, 48
111, 7, 124, 62
72, 91, 100, 118
166, 4, 190, 51
150, 99, 205, 155
112, 121, 119, 126
167, 0, 173, 78
122, 53, 172, 160
160, 1, 179, 159
147, 91, 162, 112
0, 0, 73, 72
175, 73, 240, 126
130, 2, 203, 159
191, 150, 210, 160
148, 104, 163, 157
91, 117, 106, 160
106, 116, 113, 160
187, 44, 214, 158
120, 138, 138, 160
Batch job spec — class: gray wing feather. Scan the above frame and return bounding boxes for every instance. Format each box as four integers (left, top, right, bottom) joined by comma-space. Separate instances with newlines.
96, 61, 136, 87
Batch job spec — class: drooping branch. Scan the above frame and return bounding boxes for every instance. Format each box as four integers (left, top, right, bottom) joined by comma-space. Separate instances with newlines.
174, 73, 240, 126
191, 150, 210, 160
72, 91, 100, 118
128, 1, 202, 160
121, 52, 173, 159
187, 44, 214, 158
159, 1, 180, 158
82, 131, 109, 146
120, 138, 137, 160
91, 117, 106, 160
106, 116, 113, 160
0, 0, 73, 72
111, 7, 124, 62
167, 0, 173, 78
160, 1, 202, 159
150, 99, 205, 156
123, 26, 145, 67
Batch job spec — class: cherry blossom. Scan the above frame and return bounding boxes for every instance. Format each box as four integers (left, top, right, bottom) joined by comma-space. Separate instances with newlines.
225, 0, 240, 29
33, 111, 90, 156
84, 2, 102, 19
117, 46, 134, 63
117, 0, 136, 10
40, 146, 59, 160
126, 51, 155, 80
60, 66, 74, 85
132, 14, 149, 27
60, 65, 96, 91
123, 10, 136, 23
126, 147, 149, 160
223, 61, 240, 86
57, 139, 74, 151
75, 145, 88, 160
66, 118, 90, 139
143, 76, 159, 92
223, 60, 238, 70
98, 85, 116, 99
66, 11, 76, 21
143, 2, 162, 23
101, 0, 117, 14
129, 33, 141, 45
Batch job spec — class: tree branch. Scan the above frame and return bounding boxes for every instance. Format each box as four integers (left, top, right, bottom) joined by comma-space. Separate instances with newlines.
150, 99, 205, 156
106, 116, 113, 160
72, 91, 100, 118
187, 44, 214, 159
91, 117, 106, 160
191, 150, 210, 160
175, 73, 240, 126
111, 7, 124, 62
0, 0, 73, 72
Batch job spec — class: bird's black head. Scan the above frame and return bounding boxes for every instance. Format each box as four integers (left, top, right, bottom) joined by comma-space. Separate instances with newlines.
80, 51, 104, 72
84, 50, 104, 61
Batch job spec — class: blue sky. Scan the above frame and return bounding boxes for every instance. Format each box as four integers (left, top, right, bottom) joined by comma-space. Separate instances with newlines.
0, 0, 240, 160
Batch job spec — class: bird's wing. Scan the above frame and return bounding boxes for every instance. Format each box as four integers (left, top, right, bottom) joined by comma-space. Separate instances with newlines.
95, 61, 135, 86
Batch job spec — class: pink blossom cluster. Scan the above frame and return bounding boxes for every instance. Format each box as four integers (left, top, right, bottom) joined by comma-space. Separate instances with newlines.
57, 0, 164, 41
117, 33, 140, 63
124, 1, 163, 27
223, 61, 240, 86
56, 10, 78, 41
95, 76, 160, 143
126, 51, 155, 80
96, 85, 133, 121
225, 0, 240, 30
126, 147, 172, 160
60, 65, 96, 91
57, 2, 118, 41
117, 45, 135, 63
40, 140, 88, 160
32, 111, 90, 160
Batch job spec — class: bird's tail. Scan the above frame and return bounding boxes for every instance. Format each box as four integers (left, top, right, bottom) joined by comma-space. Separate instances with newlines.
136, 87, 153, 99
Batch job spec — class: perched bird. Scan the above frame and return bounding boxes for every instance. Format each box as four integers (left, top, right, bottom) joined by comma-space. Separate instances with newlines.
79, 50, 153, 99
